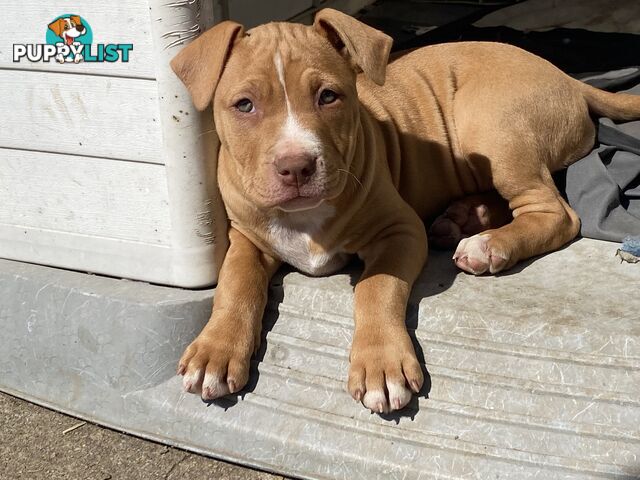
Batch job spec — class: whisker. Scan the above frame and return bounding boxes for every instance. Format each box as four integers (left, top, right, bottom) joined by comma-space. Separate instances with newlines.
197, 129, 218, 138
337, 168, 363, 189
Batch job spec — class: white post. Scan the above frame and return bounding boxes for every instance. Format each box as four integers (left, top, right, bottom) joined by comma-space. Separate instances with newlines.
148, 0, 229, 287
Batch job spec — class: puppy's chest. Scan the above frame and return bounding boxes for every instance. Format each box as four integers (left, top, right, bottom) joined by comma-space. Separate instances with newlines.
267, 221, 349, 276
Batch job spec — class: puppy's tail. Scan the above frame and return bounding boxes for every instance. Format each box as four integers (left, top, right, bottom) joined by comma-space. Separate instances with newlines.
579, 82, 640, 121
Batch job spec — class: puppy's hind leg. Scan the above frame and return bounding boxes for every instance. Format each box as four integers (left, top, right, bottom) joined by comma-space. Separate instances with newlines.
453, 150, 581, 275
451, 77, 595, 275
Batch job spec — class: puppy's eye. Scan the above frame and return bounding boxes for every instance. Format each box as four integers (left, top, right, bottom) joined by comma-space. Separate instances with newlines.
235, 98, 254, 113
319, 89, 338, 106
64, 24, 70, 30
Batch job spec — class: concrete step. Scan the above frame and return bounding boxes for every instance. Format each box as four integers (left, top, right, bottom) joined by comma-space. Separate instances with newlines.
1, 238, 638, 479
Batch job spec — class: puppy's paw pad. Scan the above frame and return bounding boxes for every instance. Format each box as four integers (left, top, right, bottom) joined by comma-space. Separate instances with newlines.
429, 216, 463, 249
453, 234, 508, 274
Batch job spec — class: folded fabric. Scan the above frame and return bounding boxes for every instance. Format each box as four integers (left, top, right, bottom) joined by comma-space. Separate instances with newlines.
564, 70, 640, 243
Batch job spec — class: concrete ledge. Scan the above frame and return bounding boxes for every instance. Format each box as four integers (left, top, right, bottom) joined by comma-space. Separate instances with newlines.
1, 239, 639, 479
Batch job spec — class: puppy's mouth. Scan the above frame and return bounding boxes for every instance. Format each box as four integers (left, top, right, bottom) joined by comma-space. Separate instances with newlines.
64, 32, 81, 43
276, 195, 325, 212
254, 170, 346, 212
263, 179, 340, 211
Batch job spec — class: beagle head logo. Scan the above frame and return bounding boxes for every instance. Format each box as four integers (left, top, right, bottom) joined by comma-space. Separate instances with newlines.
44, 14, 92, 63
48, 15, 87, 46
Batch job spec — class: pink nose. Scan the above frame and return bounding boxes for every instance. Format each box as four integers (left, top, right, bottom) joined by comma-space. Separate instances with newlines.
275, 152, 317, 187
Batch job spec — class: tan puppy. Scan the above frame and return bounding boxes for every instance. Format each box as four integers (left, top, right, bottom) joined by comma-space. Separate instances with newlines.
171, 9, 640, 413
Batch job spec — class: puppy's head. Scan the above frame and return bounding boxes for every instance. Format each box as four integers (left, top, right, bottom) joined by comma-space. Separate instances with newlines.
48, 16, 86, 41
171, 9, 392, 212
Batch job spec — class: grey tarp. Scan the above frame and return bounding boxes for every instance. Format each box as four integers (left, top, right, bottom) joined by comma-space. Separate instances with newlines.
563, 69, 640, 242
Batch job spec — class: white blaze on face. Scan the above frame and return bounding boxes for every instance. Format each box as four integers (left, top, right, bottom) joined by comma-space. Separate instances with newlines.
274, 51, 291, 111
273, 51, 321, 155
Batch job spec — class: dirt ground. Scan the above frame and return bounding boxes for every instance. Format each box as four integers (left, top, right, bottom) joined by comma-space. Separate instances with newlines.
0, 392, 287, 480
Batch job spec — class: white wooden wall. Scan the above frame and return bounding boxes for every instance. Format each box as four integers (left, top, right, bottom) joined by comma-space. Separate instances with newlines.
0, 2, 156, 78
0, 0, 372, 287
0, 0, 219, 286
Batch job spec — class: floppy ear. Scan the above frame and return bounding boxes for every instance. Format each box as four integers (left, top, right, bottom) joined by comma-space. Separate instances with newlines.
170, 21, 244, 111
70, 16, 83, 28
48, 18, 65, 37
313, 8, 392, 86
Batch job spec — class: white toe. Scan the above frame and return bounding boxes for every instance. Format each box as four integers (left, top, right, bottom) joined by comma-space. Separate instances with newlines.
182, 369, 203, 394
454, 234, 509, 274
363, 390, 389, 414
386, 381, 412, 411
454, 234, 491, 274
201, 373, 230, 400
455, 234, 489, 260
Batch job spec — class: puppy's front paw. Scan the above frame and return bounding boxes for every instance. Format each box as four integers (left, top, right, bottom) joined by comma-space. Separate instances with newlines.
177, 321, 257, 401
453, 234, 508, 275
348, 331, 423, 413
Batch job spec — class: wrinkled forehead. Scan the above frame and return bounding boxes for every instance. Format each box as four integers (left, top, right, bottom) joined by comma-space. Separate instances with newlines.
222, 22, 353, 85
